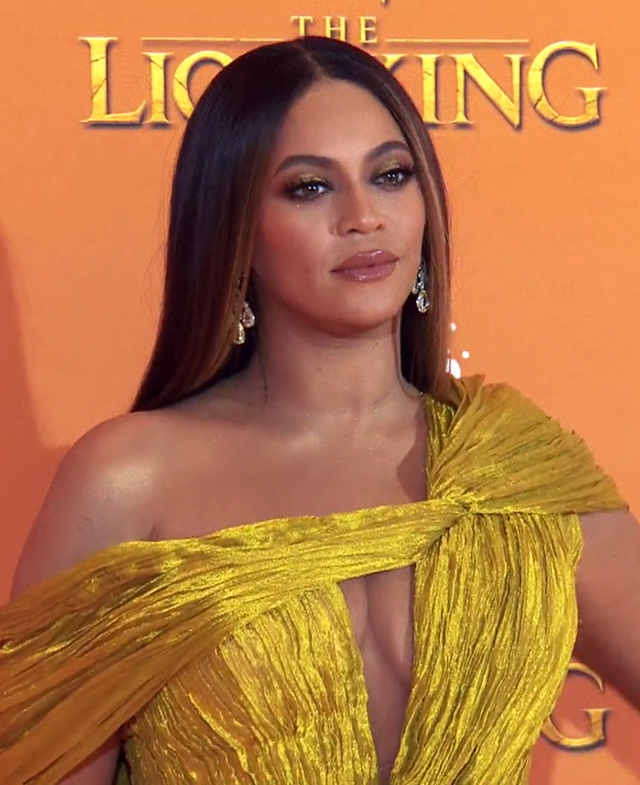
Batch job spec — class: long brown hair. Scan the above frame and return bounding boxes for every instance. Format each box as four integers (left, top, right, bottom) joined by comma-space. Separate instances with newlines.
131, 36, 451, 412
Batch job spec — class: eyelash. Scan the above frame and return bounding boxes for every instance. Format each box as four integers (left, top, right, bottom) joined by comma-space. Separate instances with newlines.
284, 165, 416, 201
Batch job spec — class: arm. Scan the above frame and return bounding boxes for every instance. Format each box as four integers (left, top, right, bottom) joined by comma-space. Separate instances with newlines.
10, 412, 168, 784
574, 508, 640, 712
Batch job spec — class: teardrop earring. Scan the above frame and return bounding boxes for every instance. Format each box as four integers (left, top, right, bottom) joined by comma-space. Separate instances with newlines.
412, 258, 431, 314
233, 301, 256, 345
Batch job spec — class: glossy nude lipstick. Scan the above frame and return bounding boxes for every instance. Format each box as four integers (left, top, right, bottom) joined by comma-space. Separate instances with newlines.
332, 249, 399, 282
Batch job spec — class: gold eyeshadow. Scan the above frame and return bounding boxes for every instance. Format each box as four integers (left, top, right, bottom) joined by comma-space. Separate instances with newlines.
281, 160, 416, 200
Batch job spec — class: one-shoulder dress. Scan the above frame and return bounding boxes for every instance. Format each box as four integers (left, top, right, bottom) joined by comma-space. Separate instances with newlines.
0, 376, 627, 784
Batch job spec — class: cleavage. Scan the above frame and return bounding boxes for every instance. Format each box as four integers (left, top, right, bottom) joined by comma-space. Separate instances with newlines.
339, 565, 416, 780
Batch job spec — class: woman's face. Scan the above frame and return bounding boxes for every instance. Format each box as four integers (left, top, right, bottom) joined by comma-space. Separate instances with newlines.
252, 78, 426, 337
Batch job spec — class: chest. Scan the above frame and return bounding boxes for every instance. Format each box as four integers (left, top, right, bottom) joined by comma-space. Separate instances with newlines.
339, 567, 415, 679
128, 567, 419, 784
158, 426, 426, 776
161, 409, 429, 536
339, 565, 416, 778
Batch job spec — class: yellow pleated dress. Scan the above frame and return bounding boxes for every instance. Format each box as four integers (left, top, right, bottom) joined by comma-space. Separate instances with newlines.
0, 376, 627, 784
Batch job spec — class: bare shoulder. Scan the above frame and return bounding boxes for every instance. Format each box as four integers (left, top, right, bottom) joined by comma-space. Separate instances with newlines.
11, 408, 184, 597
574, 507, 640, 711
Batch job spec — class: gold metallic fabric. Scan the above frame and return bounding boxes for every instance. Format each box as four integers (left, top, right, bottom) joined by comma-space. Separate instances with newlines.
0, 376, 626, 784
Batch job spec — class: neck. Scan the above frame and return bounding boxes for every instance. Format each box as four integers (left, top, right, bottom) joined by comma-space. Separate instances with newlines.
237, 314, 419, 427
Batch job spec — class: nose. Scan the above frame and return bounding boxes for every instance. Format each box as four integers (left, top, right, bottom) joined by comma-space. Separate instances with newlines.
335, 184, 383, 236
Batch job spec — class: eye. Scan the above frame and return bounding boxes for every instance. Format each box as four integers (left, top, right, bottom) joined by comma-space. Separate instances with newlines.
374, 165, 416, 188
284, 177, 331, 201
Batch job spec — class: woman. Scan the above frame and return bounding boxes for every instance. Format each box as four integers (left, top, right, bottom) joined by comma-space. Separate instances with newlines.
0, 35, 638, 785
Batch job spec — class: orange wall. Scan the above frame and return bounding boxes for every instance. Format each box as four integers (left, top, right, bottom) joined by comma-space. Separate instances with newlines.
1, 0, 639, 780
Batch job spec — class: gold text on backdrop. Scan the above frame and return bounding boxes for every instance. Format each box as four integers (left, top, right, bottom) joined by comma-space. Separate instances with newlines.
80, 16, 604, 129
543, 662, 610, 750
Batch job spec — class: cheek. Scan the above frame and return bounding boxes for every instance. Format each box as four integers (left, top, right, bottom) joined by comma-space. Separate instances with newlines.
254, 204, 328, 285
397, 189, 427, 247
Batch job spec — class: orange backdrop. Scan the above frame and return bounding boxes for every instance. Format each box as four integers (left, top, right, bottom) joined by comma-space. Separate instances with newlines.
1, 0, 639, 781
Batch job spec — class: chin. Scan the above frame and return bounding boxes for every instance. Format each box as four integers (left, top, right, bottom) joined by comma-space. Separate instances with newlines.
328, 302, 405, 336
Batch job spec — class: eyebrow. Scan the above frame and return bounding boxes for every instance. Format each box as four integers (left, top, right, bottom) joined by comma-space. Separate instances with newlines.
273, 140, 412, 176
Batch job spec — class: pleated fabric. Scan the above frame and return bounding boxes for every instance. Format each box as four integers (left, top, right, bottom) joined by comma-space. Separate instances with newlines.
0, 376, 627, 784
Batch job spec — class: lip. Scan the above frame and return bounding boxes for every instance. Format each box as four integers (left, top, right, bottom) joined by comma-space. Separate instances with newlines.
333, 249, 400, 272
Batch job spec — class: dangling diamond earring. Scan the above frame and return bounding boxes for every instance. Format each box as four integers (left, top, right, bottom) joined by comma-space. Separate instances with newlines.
233, 301, 256, 345
412, 258, 430, 314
